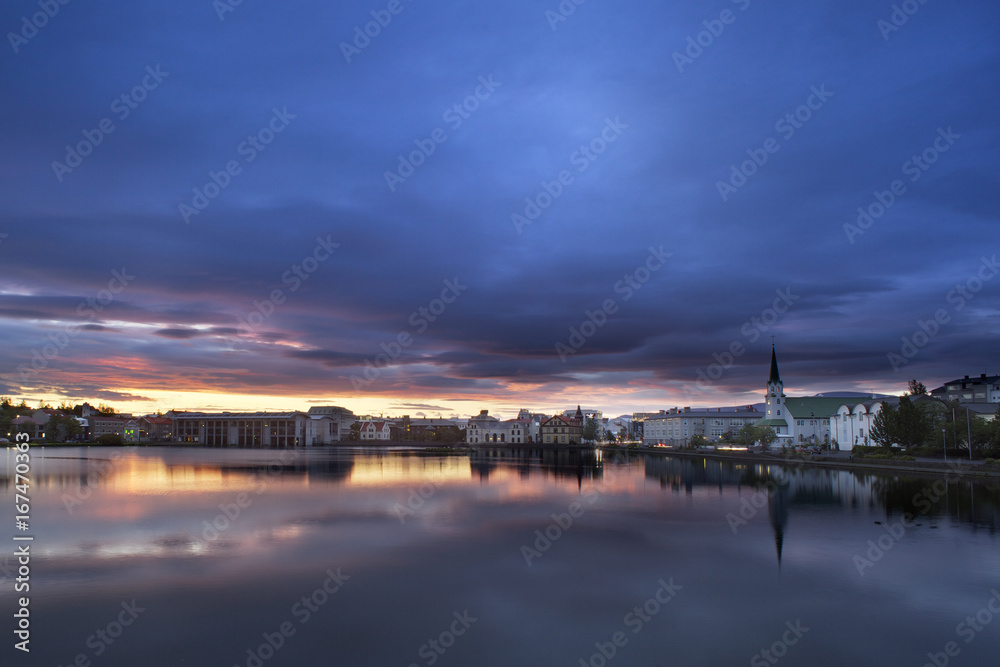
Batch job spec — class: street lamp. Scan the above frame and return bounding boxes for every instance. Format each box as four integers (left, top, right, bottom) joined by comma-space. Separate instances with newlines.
967, 406, 973, 461
942, 428, 946, 461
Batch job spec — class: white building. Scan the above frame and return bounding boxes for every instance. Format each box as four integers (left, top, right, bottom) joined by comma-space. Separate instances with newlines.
465, 410, 532, 444
642, 407, 762, 447
358, 420, 391, 441
755, 347, 846, 448
307, 405, 356, 441
171, 411, 337, 447
830, 400, 887, 450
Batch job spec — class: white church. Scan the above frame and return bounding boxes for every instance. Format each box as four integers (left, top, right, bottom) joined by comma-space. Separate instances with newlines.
755, 346, 887, 451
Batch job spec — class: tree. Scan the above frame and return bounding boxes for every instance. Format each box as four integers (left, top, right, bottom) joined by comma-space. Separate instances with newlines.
896, 395, 929, 449
582, 417, 599, 443
869, 403, 898, 449
907, 379, 928, 396
45, 413, 83, 442
348, 421, 361, 442
736, 424, 777, 449
757, 426, 778, 449
97, 403, 118, 415
689, 434, 709, 448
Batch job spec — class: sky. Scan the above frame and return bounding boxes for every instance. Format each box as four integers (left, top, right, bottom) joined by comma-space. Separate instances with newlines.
0, 0, 998, 420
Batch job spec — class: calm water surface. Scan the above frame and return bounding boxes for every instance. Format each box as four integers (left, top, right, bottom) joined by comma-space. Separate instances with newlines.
1, 446, 998, 666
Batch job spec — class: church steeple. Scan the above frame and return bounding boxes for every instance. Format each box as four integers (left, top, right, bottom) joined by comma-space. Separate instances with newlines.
765, 344, 786, 418
768, 345, 781, 386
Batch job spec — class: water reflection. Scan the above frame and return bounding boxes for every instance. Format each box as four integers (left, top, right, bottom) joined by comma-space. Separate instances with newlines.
1, 447, 998, 667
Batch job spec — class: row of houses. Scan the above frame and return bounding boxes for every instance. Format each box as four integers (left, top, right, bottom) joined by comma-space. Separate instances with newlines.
636, 347, 998, 450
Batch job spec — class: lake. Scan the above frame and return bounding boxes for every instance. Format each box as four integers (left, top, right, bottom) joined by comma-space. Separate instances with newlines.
1, 446, 998, 666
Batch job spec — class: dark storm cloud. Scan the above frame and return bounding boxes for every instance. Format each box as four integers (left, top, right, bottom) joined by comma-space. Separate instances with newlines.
0, 0, 997, 408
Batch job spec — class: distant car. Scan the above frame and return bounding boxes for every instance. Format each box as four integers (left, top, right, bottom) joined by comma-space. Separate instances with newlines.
0, 438, 9, 444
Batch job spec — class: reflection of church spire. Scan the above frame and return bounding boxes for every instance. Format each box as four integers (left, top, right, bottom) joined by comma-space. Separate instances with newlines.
768, 483, 789, 572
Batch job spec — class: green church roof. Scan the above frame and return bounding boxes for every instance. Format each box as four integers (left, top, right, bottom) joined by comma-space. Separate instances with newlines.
782, 397, 849, 418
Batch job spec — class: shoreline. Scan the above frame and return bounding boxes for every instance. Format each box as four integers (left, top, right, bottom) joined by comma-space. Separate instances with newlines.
13, 442, 1000, 480
614, 446, 1000, 480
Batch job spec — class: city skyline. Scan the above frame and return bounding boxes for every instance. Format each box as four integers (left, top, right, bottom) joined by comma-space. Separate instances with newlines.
2, 1, 998, 421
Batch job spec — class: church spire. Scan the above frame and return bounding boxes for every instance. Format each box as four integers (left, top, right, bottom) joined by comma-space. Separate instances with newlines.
768, 345, 781, 386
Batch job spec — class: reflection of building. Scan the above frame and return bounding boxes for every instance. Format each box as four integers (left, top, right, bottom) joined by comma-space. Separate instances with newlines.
171, 411, 340, 447
469, 446, 603, 484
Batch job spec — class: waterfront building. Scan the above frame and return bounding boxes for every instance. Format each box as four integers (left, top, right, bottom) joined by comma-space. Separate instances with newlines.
755, 346, 844, 448
358, 420, 391, 441
540, 406, 584, 445
830, 399, 889, 450
139, 416, 173, 442
465, 410, 531, 444
90, 415, 128, 441
307, 406, 357, 440
642, 406, 763, 447
171, 411, 338, 447
930, 374, 1000, 404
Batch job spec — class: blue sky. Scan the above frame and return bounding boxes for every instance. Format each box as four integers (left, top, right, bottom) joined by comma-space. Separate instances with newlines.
0, 0, 997, 418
